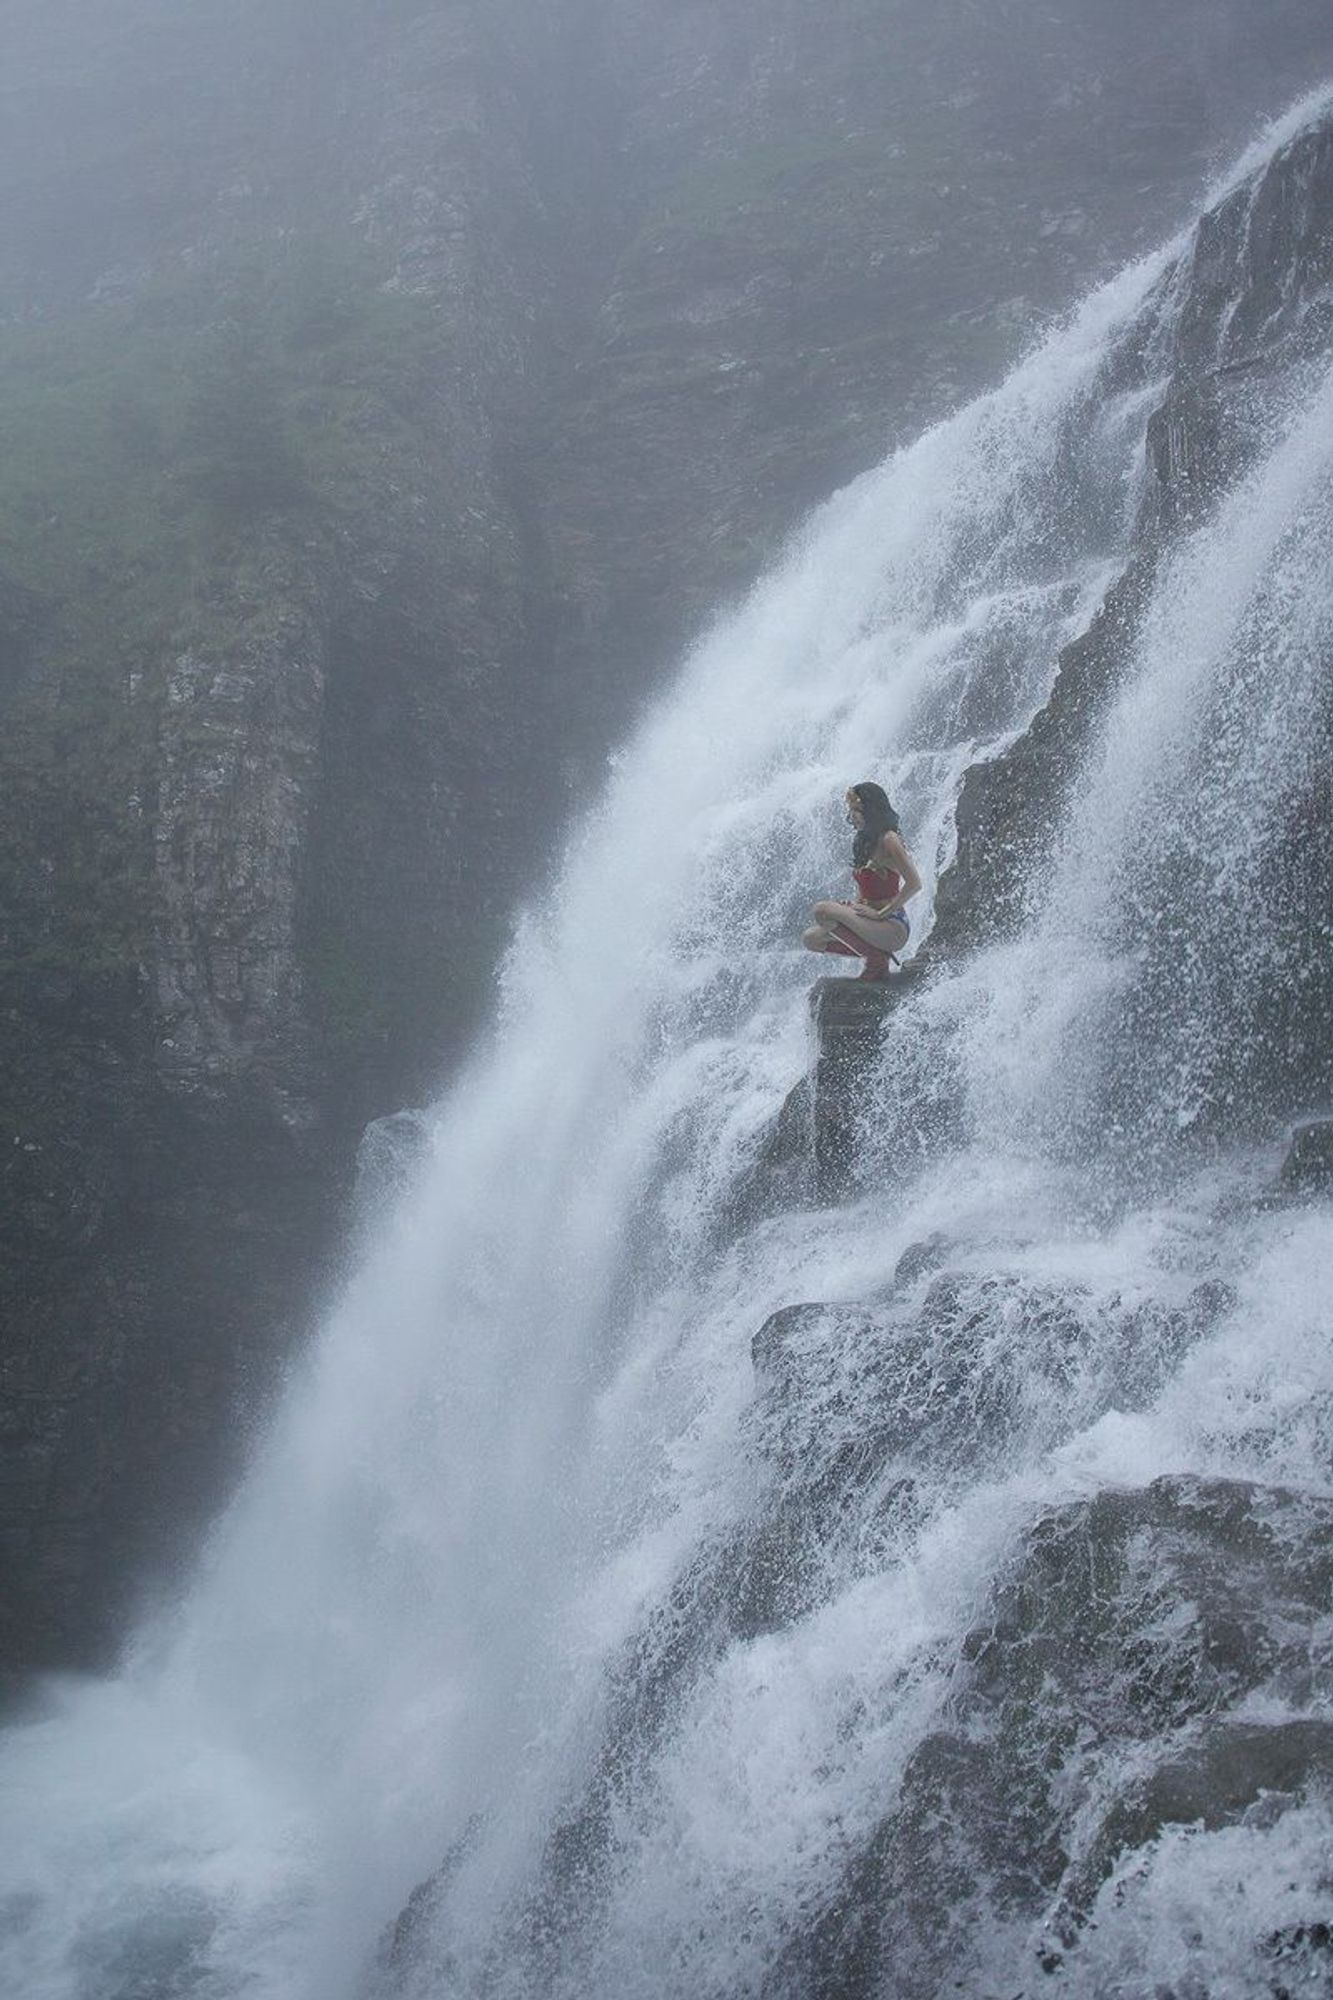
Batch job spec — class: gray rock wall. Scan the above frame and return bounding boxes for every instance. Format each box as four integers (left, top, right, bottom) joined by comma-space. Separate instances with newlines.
3, 0, 1333, 1678
775, 1476, 1333, 1998
541, 0, 1333, 728
932, 116, 1333, 1132
0, 0, 602, 1676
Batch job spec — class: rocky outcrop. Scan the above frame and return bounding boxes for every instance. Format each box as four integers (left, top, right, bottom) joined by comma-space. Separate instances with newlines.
931, 116, 1333, 1138
804, 972, 928, 1200
1279, 1117, 1333, 1194
735, 972, 927, 1218
775, 1476, 1333, 1999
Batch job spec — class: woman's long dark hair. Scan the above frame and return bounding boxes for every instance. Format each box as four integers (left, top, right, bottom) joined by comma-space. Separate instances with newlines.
849, 781, 900, 867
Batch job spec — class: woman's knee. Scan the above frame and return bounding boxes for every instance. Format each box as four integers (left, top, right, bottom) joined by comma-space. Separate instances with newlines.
813, 900, 841, 926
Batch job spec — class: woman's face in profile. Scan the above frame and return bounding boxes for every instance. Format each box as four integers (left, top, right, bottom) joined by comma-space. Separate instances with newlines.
845, 790, 864, 826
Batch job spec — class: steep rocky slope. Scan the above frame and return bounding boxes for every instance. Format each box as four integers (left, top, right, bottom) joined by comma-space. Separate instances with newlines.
934, 114, 1333, 1126
724, 115, 1333, 1994
3, 0, 1333, 1679
362, 107, 1333, 1993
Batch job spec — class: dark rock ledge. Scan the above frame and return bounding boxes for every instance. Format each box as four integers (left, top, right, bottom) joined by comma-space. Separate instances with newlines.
728, 966, 928, 1224
1278, 1117, 1333, 1196
775, 1475, 1333, 2000
807, 970, 930, 1202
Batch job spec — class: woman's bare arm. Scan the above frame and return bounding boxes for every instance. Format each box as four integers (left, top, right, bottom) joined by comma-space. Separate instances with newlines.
878, 829, 922, 911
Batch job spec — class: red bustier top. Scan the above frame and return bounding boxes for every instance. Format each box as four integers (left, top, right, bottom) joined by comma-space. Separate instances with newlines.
853, 864, 903, 911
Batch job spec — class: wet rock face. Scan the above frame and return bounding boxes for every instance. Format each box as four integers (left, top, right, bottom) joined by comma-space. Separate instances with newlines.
930, 556, 1157, 955
1176, 120, 1333, 377
0, 0, 588, 1676
1280, 1118, 1333, 1193
938, 119, 1333, 954
930, 116, 1333, 1137
542, 0, 1333, 714
745, 1273, 1233, 1569
4, 0, 1333, 1684
777, 1477, 1333, 2000
372, 1263, 1255, 1995
616, 1268, 1228, 1749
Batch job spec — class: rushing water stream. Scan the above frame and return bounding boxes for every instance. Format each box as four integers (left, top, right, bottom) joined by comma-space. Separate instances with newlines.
3, 98, 1332, 2000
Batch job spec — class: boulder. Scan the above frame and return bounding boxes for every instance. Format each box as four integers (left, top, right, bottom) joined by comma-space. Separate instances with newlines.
778, 1475, 1333, 1999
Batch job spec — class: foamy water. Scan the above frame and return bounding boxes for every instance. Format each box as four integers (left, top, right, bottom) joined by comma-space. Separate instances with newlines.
2, 92, 1332, 2000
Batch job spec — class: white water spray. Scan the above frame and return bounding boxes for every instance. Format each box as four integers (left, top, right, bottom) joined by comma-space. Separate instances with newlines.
3, 94, 1332, 2000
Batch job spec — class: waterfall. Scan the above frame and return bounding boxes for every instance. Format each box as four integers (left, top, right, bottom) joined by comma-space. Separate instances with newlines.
3, 93, 1332, 2000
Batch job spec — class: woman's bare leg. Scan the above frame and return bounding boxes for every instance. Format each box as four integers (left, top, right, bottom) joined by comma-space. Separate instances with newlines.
812, 900, 909, 956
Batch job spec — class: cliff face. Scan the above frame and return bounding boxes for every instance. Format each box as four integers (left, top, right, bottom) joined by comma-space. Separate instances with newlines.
0, 0, 607, 1675
933, 116, 1333, 1122
710, 121, 1333, 1990
3, 0, 1333, 1677
540, 0, 1333, 719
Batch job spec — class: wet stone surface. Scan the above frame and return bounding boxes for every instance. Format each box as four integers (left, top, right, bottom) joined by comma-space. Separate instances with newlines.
808, 967, 928, 1202
1279, 1117, 1333, 1195
773, 1475, 1333, 2000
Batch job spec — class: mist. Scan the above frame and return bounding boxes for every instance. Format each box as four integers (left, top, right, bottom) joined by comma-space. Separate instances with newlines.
2, 7, 1333, 1998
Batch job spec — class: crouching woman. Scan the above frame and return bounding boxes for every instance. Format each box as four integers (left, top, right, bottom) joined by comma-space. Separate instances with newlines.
803, 781, 922, 981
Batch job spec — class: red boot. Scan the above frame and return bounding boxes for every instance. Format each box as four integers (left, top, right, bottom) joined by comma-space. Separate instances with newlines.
832, 923, 891, 981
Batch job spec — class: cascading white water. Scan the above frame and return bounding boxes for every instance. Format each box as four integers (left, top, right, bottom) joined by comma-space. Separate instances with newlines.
3, 94, 1332, 2000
